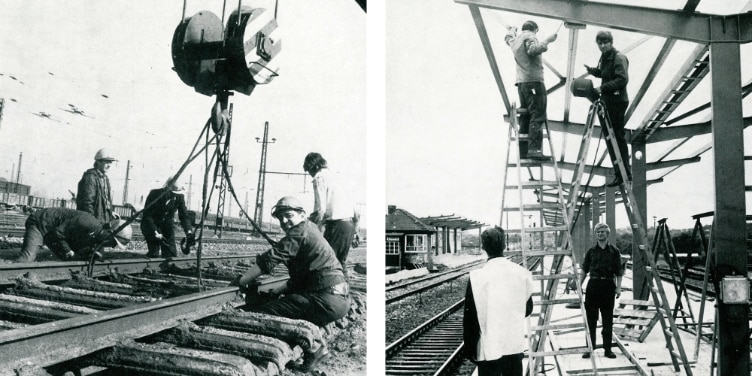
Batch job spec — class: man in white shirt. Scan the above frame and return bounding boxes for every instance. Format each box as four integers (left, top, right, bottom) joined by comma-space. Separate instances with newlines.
303, 152, 356, 278
464, 226, 534, 376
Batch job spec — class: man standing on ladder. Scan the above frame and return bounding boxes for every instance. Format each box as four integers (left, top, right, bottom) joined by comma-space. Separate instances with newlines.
585, 31, 631, 187
505, 20, 558, 160
579, 223, 625, 359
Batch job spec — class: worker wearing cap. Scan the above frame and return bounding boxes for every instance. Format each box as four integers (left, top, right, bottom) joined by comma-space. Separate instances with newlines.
579, 222, 625, 359
140, 176, 194, 258
231, 196, 349, 371
303, 152, 357, 278
584, 30, 631, 187
505, 20, 558, 160
76, 148, 118, 222
14, 207, 132, 263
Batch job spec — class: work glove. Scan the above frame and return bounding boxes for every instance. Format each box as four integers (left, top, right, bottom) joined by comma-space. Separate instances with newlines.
112, 212, 120, 220
505, 26, 517, 39
584, 64, 596, 76
186, 231, 196, 246
154, 232, 164, 240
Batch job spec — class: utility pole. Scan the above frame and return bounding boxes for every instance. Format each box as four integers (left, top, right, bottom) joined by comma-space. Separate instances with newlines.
122, 160, 131, 205
253, 121, 275, 232
15, 152, 22, 193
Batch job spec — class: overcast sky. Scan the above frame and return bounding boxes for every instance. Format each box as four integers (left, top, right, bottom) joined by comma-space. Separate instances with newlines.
386, 0, 752, 230
0, 0, 365, 226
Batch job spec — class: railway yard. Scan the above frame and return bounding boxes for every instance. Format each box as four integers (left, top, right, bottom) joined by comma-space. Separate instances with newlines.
0, 211, 368, 376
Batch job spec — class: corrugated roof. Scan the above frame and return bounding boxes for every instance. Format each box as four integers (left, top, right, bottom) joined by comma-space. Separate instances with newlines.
385, 206, 436, 232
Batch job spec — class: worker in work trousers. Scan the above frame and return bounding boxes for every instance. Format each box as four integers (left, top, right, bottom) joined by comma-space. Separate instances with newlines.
505, 20, 558, 160
230, 196, 350, 371
15, 208, 132, 263
579, 222, 625, 359
76, 148, 118, 222
585, 30, 631, 187
464, 226, 534, 376
303, 152, 357, 279
140, 176, 194, 258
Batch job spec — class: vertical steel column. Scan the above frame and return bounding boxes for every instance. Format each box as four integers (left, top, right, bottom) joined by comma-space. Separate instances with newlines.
631, 137, 648, 300
709, 40, 749, 376
605, 186, 615, 243
253, 122, 272, 230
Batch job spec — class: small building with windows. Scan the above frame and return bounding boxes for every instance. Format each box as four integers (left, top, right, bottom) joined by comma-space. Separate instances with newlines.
385, 205, 435, 271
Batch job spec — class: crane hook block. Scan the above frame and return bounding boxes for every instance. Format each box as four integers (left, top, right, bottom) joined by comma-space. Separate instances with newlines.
171, 11, 226, 96
225, 7, 281, 95
171, 7, 281, 97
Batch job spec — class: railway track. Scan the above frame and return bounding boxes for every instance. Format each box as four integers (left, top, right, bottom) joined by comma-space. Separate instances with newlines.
386, 260, 484, 293
0, 252, 367, 375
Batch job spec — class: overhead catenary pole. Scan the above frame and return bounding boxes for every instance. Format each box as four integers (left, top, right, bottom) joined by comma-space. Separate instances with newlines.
122, 160, 131, 205
253, 121, 275, 232
14, 152, 22, 193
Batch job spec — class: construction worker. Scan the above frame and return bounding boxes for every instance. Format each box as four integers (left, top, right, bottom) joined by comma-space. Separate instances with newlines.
464, 226, 533, 376
579, 222, 625, 359
230, 196, 349, 370
585, 30, 631, 187
76, 148, 118, 222
505, 20, 558, 160
303, 152, 357, 279
140, 176, 194, 258
14, 207, 132, 263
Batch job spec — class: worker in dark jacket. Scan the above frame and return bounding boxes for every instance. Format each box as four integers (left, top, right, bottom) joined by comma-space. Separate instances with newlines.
76, 148, 118, 222
579, 222, 625, 359
585, 31, 631, 187
231, 196, 349, 371
14, 208, 132, 263
140, 176, 194, 258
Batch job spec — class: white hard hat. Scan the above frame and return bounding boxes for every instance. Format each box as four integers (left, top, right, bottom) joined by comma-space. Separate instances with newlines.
94, 148, 117, 162
108, 219, 132, 249
271, 196, 305, 219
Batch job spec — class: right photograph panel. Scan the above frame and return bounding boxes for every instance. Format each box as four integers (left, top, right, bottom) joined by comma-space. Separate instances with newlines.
385, 1, 750, 375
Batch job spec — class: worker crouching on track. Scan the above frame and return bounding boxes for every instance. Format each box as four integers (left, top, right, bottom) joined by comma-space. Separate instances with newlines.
14, 207, 132, 263
464, 226, 534, 376
230, 196, 350, 369
140, 176, 194, 258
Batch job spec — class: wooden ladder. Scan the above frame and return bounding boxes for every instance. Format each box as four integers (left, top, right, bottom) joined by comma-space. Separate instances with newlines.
595, 99, 693, 375
501, 104, 598, 376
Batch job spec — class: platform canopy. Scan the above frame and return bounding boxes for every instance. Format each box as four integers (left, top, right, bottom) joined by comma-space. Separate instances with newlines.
420, 214, 487, 230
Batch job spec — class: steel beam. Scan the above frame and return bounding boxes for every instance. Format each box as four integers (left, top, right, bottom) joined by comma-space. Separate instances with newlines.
454, 0, 752, 43
467, 5, 511, 113
709, 41, 749, 376
0, 287, 240, 373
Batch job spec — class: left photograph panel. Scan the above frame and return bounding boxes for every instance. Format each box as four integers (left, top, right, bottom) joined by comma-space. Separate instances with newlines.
0, 1, 367, 375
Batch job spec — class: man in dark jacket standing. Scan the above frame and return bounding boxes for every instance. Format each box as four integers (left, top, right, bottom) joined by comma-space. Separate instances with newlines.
14, 208, 132, 263
76, 148, 117, 222
140, 177, 194, 258
585, 31, 631, 187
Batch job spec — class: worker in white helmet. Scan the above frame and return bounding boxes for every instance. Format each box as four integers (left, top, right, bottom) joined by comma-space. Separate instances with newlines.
76, 148, 118, 222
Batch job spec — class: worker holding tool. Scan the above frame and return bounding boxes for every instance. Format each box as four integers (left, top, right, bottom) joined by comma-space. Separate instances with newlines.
505, 20, 558, 160
76, 148, 119, 222
584, 30, 631, 187
230, 196, 349, 371
579, 223, 625, 359
464, 226, 534, 376
140, 176, 195, 258
303, 152, 357, 279
14, 207, 131, 263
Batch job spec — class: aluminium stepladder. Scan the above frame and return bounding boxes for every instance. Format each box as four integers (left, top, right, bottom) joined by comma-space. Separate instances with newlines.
501, 103, 598, 376
582, 97, 693, 375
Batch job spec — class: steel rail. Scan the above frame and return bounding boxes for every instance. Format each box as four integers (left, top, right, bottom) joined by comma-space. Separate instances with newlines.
0, 255, 255, 286
386, 259, 484, 292
0, 287, 241, 374
386, 273, 467, 305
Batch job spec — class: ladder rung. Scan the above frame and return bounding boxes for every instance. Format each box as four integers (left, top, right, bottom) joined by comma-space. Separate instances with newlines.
532, 322, 586, 331
530, 346, 589, 357
534, 273, 575, 281
505, 249, 571, 257
537, 298, 581, 305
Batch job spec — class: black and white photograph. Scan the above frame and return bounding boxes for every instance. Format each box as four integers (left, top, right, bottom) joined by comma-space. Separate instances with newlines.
0, 1, 367, 375
385, 1, 752, 375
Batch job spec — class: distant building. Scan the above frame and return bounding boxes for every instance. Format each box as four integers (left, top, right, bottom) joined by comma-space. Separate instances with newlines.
0, 177, 30, 196
385, 205, 436, 271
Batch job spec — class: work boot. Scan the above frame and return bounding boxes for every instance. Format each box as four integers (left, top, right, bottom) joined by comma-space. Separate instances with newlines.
604, 349, 617, 359
526, 149, 547, 160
